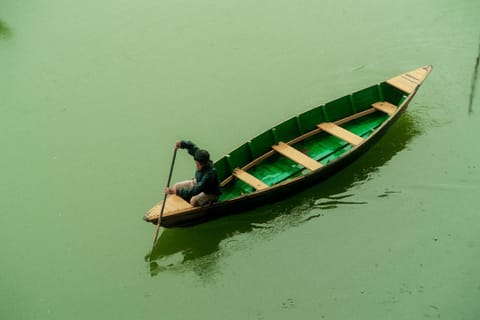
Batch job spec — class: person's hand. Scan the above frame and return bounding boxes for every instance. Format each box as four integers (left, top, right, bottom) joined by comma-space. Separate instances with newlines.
175, 141, 182, 149
164, 187, 175, 195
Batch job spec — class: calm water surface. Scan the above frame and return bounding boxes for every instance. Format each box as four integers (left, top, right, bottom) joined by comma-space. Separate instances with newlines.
1, 0, 480, 319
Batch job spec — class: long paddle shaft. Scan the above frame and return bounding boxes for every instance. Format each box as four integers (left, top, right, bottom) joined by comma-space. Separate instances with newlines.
152, 147, 178, 245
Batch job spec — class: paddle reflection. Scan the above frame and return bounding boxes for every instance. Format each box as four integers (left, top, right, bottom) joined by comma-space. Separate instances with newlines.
147, 113, 422, 279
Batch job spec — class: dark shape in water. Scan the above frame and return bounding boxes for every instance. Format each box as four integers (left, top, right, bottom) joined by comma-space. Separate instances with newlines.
0, 20, 12, 39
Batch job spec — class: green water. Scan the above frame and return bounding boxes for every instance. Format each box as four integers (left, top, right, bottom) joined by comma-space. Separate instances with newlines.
1, 0, 479, 319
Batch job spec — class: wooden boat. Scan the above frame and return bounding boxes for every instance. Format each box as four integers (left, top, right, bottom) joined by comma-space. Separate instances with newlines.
145, 66, 433, 227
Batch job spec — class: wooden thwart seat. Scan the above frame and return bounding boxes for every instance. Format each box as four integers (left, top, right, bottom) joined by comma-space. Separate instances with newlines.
233, 168, 269, 190
372, 101, 397, 115
272, 142, 323, 171
318, 122, 364, 146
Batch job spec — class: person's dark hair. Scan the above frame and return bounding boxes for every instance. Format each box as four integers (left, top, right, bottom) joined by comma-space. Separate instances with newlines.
194, 149, 210, 164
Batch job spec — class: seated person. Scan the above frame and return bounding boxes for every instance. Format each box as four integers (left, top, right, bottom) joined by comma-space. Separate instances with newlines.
165, 140, 221, 206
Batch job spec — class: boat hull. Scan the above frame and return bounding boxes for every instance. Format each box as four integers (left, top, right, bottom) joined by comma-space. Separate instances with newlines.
145, 66, 432, 227
159, 98, 406, 227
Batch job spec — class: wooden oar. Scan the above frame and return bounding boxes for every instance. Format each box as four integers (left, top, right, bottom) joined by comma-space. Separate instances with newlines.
152, 147, 178, 246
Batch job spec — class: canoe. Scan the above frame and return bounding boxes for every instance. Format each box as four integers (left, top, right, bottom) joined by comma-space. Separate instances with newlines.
144, 66, 433, 227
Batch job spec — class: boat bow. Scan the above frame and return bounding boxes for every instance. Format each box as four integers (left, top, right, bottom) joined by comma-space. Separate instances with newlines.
386, 66, 433, 94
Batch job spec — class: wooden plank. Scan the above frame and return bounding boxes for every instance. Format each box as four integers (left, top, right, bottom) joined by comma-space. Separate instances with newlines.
233, 168, 269, 190
404, 72, 421, 84
372, 101, 397, 115
165, 194, 192, 212
407, 69, 427, 83
272, 142, 323, 171
386, 76, 416, 94
317, 122, 364, 146
386, 66, 432, 94
147, 195, 192, 220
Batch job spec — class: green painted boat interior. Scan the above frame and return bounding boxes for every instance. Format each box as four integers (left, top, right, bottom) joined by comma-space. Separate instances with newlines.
216, 82, 406, 202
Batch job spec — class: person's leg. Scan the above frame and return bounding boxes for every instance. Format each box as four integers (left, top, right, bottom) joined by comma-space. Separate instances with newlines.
173, 180, 194, 193
190, 192, 218, 206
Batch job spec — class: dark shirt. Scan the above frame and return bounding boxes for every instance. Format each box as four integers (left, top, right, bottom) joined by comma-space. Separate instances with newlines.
176, 140, 222, 201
